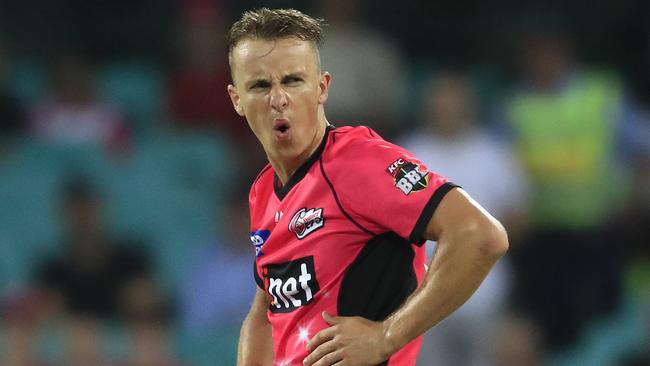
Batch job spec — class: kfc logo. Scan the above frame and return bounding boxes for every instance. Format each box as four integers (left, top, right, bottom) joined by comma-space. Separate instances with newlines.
386, 158, 430, 195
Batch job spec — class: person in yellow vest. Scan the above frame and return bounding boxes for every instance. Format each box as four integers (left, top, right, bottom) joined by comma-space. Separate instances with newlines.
503, 28, 650, 352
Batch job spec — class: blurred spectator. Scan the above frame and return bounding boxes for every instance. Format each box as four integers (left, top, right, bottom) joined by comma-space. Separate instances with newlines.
30, 176, 179, 363
65, 317, 107, 365
494, 316, 543, 366
317, 0, 407, 137
0, 41, 26, 158
399, 72, 530, 366
120, 268, 181, 365
166, 4, 266, 185
166, 4, 244, 137
503, 28, 650, 351
1, 290, 47, 366
28, 51, 130, 152
179, 195, 256, 333
617, 155, 650, 261
33, 176, 156, 322
127, 323, 183, 366
124, 299, 182, 366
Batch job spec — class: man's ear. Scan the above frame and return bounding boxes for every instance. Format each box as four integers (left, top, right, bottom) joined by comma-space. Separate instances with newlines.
318, 72, 331, 104
227, 84, 245, 116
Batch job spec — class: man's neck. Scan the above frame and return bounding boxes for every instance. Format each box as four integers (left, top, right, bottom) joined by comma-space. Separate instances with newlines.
271, 121, 328, 186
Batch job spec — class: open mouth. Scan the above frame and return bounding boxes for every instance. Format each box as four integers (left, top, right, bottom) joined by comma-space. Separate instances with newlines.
276, 124, 289, 133
273, 119, 291, 136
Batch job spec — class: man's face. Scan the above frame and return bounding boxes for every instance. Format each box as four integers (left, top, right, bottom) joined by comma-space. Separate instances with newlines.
228, 37, 330, 163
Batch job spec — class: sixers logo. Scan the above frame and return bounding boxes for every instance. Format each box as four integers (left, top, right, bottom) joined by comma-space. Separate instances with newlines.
288, 207, 325, 239
386, 158, 430, 195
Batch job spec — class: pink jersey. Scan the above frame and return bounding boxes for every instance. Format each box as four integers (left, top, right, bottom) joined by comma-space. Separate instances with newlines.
249, 126, 457, 366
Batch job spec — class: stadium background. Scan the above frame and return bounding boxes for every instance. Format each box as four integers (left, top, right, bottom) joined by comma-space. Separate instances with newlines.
0, 0, 648, 365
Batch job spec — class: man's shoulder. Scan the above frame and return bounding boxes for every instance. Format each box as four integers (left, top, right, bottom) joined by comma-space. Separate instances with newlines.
251, 163, 274, 186
327, 125, 388, 157
324, 125, 416, 186
248, 163, 274, 202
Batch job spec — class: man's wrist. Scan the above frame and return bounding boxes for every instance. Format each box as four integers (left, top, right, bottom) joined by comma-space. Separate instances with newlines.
380, 318, 406, 359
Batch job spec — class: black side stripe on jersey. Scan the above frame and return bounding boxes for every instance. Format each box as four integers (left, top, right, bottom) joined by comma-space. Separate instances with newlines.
408, 182, 460, 244
338, 232, 416, 366
319, 159, 376, 237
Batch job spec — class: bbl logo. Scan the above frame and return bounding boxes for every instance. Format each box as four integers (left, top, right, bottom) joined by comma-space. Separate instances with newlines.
250, 229, 271, 257
264, 256, 320, 313
386, 158, 430, 195
288, 207, 325, 239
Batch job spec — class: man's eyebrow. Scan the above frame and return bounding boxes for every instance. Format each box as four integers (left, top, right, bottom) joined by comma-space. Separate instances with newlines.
282, 72, 306, 81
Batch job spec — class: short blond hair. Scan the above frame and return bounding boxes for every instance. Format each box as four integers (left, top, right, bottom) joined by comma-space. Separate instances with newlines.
228, 8, 325, 68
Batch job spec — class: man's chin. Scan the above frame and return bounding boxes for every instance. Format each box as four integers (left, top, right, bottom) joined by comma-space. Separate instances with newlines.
268, 143, 308, 162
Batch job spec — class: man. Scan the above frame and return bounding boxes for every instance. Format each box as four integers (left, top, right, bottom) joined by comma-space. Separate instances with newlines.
227, 8, 508, 366
503, 28, 648, 350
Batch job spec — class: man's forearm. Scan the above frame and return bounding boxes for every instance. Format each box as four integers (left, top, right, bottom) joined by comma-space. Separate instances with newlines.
381, 221, 508, 354
237, 311, 274, 366
237, 288, 274, 366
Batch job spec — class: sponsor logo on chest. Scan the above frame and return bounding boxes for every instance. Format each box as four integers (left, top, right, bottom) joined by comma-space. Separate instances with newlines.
264, 256, 320, 313
288, 207, 325, 239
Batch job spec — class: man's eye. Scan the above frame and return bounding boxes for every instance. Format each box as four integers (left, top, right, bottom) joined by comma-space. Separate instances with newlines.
251, 82, 270, 90
285, 77, 303, 85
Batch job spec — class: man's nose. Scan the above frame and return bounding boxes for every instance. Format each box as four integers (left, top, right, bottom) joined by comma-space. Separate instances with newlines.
270, 86, 289, 112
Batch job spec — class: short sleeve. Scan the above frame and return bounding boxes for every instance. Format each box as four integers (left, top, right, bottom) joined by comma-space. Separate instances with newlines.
324, 128, 458, 244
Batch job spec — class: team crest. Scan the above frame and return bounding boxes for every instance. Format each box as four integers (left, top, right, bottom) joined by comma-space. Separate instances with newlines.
386, 158, 430, 195
289, 207, 325, 239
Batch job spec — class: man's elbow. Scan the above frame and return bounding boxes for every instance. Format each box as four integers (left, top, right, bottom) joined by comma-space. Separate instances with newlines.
478, 219, 509, 259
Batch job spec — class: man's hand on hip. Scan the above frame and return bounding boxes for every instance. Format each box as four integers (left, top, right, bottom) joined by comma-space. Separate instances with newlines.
303, 312, 393, 366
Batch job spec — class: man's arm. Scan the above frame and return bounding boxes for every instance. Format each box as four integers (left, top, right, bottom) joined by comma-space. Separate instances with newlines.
304, 188, 508, 366
237, 287, 274, 366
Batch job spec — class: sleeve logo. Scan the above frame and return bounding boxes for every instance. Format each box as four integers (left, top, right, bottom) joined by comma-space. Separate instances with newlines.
288, 207, 325, 239
386, 158, 430, 195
